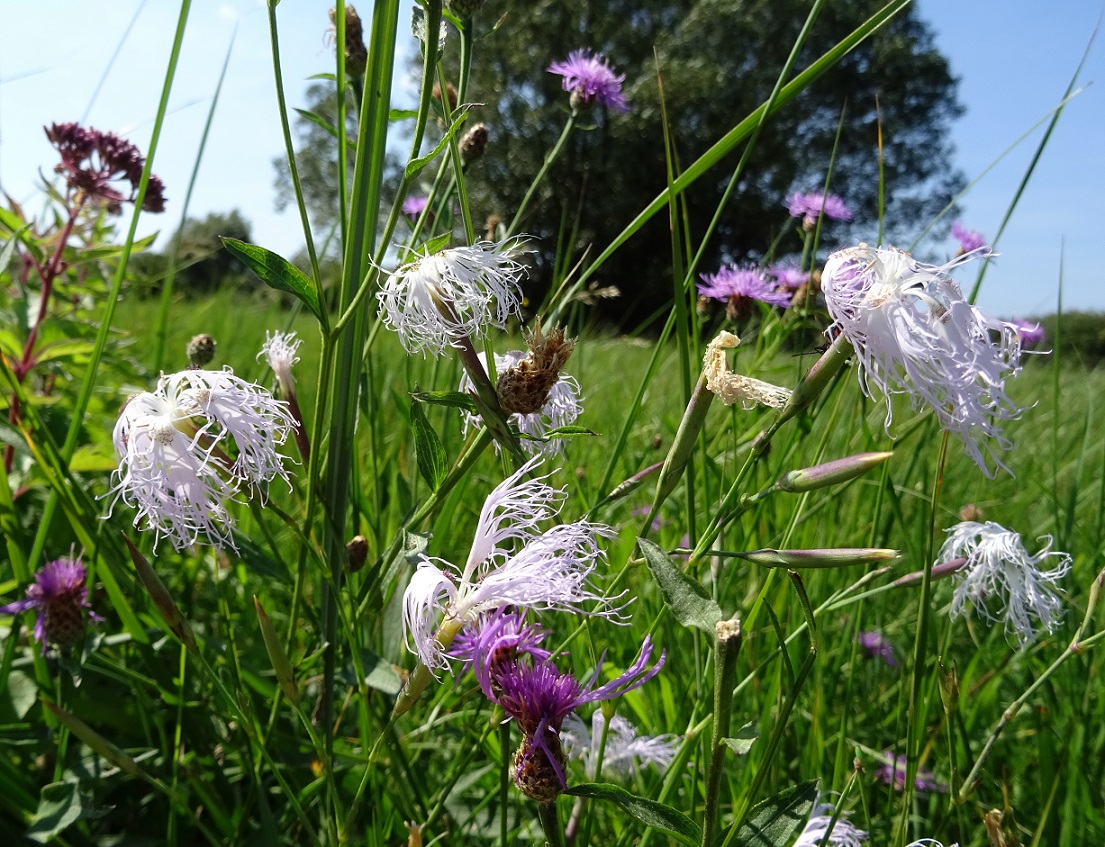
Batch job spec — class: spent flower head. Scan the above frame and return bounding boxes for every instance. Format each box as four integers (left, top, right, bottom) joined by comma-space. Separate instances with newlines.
460, 350, 583, 458
822, 243, 1025, 476
108, 368, 297, 552
940, 520, 1071, 645
401, 457, 617, 671
377, 238, 529, 356
548, 50, 629, 113
0, 555, 102, 651
787, 191, 852, 229
46, 122, 165, 214
258, 330, 302, 392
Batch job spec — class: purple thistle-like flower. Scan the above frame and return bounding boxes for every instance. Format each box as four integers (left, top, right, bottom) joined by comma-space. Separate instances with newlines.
0, 556, 102, 650
698, 266, 792, 315
1012, 319, 1045, 347
450, 609, 553, 698
401, 194, 429, 221
857, 630, 898, 667
875, 751, 945, 793
548, 50, 629, 113
822, 243, 1025, 477
491, 637, 665, 801
786, 191, 852, 229
951, 221, 988, 255
769, 262, 810, 291
46, 122, 165, 214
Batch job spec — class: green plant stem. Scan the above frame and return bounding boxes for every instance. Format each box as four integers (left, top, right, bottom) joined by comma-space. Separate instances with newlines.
958, 566, 1105, 801
508, 113, 576, 237
702, 618, 742, 847
537, 800, 565, 847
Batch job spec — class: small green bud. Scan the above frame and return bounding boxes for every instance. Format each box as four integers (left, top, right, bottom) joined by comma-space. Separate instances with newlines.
774, 451, 893, 493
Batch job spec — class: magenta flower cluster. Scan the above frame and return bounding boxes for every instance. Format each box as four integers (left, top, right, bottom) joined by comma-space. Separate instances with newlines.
46, 122, 166, 214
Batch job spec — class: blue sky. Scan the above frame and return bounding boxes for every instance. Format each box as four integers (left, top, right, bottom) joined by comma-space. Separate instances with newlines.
1, 0, 1102, 319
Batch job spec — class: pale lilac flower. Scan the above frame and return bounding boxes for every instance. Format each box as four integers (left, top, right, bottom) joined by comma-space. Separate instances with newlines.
108, 369, 296, 551
561, 711, 678, 779
401, 457, 617, 671
548, 50, 629, 113
459, 350, 583, 458
875, 751, 945, 793
401, 194, 429, 221
698, 266, 792, 311
951, 221, 988, 255
490, 637, 665, 799
794, 799, 868, 847
786, 191, 852, 228
769, 262, 810, 291
940, 521, 1071, 645
258, 331, 302, 392
0, 556, 102, 650
1012, 319, 1045, 347
905, 841, 958, 847
857, 630, 898, 667
377, 239, 529, 356
822, 244, 1025, 476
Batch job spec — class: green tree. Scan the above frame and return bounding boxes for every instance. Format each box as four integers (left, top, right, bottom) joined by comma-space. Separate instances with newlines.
167, 209, 254, 295
275, 1, 964, 326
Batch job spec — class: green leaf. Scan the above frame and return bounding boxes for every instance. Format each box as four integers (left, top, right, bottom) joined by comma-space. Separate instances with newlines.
361, 649, 402, 696
404, 106, 471, 181
731, 779, 819, 847
26, 782, 84, 843
411, 390, 478, 413
0, 670, 37, 721
638, 538, 723, 636
722, 721, 759, 756
221, 238, 326, 327
410, 399, 447, 490
565, 782, 701, 845
0, 223, 31, 272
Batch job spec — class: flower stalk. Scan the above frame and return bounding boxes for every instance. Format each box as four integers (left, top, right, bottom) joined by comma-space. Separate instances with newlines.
702, 616, 741, 847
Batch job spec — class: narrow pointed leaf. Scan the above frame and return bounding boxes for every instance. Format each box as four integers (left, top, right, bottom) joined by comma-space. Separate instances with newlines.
565, 783, 701, 845
732, 779, 819, 847
639, 538, 723, 635
221, 238, 325, 326
410, 398, 447, 490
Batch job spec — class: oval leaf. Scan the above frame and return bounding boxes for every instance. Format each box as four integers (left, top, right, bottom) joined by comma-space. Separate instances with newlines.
565, 782, 701, 846
221, 238, 325, 327
410, 399, 448, 490
639, 538, 724, 636
732, 779, 819, 847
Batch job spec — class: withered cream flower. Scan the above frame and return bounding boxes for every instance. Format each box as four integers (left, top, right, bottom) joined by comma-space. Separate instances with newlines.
703, 331, 791, 409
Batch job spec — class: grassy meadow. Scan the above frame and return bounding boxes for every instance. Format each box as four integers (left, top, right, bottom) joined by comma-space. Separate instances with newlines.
3, 2, 1105, 846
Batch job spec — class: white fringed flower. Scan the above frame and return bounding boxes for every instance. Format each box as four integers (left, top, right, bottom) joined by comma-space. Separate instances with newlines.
793, 799, 868, 847
460, 350, 583, 457
561, 711, 678, 779
402, 457, 616, 670
377, 239, 529, 356
109, 369, 296, 551
940, 520, 1071, 645
258, 330, 302, 391
822, 244, 1024, 477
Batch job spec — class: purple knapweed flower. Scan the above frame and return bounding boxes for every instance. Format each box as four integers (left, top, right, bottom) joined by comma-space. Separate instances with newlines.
822, 243, 1025, 477
794, 798, 868, 847
787, 191, 852, 230
402, 456, 618, 672
1012, 319, 1045, 347
940, 521, 1071, 645
46, 122, 165, 214
875, 751, 945, 793
449, 608, 553, 696
698, 266, 791, 318
951, 221, 988, 255
490, 637, 665, 801
769, 262, 811, 291
401, 194, 429, 222
108, 368, 297, 552
857, 630, 898, 667
0, 556, 102, 650
548, 50, 629, 113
